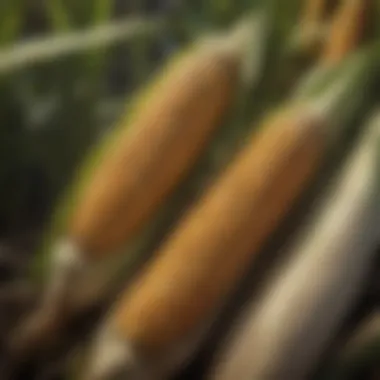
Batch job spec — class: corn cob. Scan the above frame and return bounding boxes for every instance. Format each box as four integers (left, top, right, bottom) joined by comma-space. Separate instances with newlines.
55, 22, 259, 285
320, 0, 370, 65
207, 112, 380, 380
9, 14, 264, 360
80, 41, 379, 380
292, 0, 368, 60
294, 0, 371, 106
66, 32, 245, 258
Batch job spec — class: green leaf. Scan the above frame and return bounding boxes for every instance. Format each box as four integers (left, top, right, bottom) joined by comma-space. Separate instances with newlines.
0, 0, 23, 46
45, 0, 72, 32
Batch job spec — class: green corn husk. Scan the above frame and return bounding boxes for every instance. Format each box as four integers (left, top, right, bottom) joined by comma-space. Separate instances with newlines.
290, 43, 380, 153
295, 42, 378, 99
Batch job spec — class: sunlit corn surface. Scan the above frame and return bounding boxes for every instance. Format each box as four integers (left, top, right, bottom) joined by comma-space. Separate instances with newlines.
0, 1, 380, 380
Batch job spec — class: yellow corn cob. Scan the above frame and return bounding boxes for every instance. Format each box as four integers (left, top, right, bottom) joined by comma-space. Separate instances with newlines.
320, 0, 369, 65
112, 105, 325, 351
72, 46, 236, 257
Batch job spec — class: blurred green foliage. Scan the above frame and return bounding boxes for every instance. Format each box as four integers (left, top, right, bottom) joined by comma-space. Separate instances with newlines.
0, 0, 304, 239
0, 1, 153, 237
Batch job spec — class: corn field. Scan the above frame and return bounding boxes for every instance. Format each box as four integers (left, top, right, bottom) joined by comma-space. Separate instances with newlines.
0, 1, 379, 380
